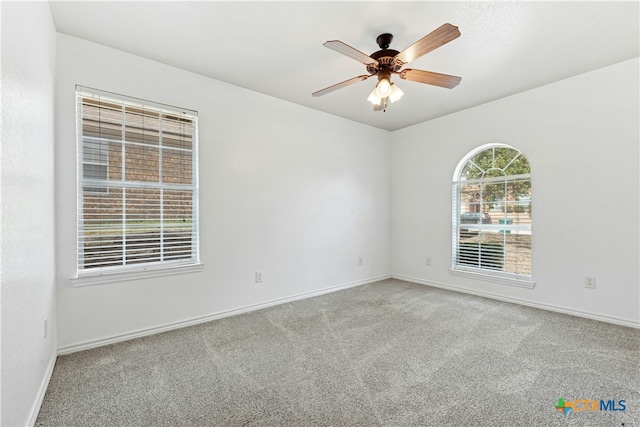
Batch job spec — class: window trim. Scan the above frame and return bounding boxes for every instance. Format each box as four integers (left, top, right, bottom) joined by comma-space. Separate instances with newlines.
451, 143, 533, 285
70, 262, 204, 287
75, 86, 201, 280
449, 267, 535, 288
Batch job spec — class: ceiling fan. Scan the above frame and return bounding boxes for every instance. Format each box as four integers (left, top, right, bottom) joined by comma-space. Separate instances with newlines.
312, 23, 462, 111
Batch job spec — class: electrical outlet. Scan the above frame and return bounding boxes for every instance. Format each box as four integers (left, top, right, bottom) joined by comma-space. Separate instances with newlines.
425, 257, 432, 266
584, 276, 596, 289
44, 318, 48, 339
255, 272, 263, 283
358, 257, 363, 266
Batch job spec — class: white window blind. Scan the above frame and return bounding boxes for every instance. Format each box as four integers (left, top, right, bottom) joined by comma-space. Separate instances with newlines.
452, 144, 532, 281
76, 87, 199, 274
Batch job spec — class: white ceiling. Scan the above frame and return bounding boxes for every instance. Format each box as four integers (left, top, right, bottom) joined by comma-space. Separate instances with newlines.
48, 1, 639, 131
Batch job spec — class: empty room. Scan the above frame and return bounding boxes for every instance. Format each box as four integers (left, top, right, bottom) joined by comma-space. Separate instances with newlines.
1, 1, 638, 426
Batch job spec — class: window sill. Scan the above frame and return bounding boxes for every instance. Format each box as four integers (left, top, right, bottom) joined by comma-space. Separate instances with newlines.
449, 268, 535, 289
70, 263, 204, 287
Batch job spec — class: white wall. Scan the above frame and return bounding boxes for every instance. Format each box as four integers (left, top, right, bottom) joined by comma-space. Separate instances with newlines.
391, 58, 640, 327
55, 35, 391, 351
1, 2, 57, 426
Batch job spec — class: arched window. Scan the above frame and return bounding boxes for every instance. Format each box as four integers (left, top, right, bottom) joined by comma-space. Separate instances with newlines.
452, 144, 532, 285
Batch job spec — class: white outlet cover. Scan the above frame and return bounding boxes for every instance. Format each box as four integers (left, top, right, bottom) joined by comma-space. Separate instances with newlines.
584, 276, 596, 289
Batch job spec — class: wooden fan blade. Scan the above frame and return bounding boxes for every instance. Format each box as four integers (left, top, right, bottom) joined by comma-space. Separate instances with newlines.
323, 40, 379, 67
394, 23, 461, 65
312, 74, 373, 97
398, 69, 462, 89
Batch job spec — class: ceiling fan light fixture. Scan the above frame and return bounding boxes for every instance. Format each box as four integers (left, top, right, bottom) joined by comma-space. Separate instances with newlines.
367, 87, 382, 105
373, 96, 389, 112
375, 77, 392, 97
388, 83, 404, 103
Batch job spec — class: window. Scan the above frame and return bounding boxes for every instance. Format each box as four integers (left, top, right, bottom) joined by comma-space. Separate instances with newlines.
76, 87, 199, 277
452, 144, 532, 285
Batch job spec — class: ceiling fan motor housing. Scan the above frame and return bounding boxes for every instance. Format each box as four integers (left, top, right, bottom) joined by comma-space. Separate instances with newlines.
367, 49, 402, 74
367, 34, 403, 74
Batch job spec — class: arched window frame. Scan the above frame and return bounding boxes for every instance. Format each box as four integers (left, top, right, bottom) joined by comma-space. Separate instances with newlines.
451, 143, 534, 288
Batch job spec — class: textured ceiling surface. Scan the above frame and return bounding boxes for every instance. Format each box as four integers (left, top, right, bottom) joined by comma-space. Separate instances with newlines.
49, 1, 639, 131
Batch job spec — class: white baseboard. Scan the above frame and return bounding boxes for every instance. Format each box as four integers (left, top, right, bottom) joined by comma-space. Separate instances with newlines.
57, 275, 391, 355
393, 274, 640, 329
28, 352, 57, 427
